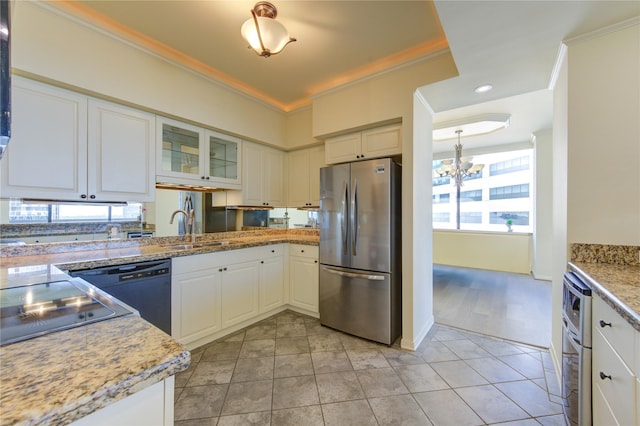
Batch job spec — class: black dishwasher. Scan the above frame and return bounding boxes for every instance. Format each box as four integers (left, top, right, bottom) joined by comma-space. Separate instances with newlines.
71, 259, 171, 335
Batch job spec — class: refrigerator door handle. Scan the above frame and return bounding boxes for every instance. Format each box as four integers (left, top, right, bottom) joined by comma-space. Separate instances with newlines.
341, 180, 348, 256
351, 178, 358, 256
322, 266, 385, 281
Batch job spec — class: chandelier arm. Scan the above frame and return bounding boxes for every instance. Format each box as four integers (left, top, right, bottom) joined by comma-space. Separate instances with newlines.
251, 9, 269, 57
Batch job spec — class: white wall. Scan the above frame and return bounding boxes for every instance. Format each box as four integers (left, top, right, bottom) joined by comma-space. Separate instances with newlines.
433, 230, 532, 274
533, 128, 553, 280
402, 92, 434, 350
566, 22, 640, 245
11, 1, 288, 149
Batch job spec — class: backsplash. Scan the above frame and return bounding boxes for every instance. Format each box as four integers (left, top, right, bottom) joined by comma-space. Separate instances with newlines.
570, 243, 640, 266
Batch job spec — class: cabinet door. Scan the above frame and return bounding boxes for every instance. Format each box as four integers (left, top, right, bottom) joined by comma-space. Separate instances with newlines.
221, 261, 260, 328
259, 256, 284, 313
325, 132, 361, 164
264, 148, 285, 207
308, 147, 325, 206
205, 130, 241, 189
172, 268, 221, 344
88, 99, 156, 202
287, 149, 310, 207
289, 256, 319, 313
361, 124, 402, 158
156, 117, 205, 184
2, 77, 88, 200
241, 142, 264, 206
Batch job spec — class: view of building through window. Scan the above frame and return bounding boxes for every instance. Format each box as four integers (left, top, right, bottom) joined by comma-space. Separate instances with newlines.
9, 200, 142, 223
432, 148, 533, 232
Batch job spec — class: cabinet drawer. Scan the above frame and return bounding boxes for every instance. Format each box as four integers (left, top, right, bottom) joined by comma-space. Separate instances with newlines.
289, 244, 318, 259
593, 328, 635, 426
593, 296, 636, 367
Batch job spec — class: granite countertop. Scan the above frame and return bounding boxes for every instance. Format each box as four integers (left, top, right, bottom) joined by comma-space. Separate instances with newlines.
0, 229, 320, 277
0, 230, 319, 425
0, 315, 190, 425
570, 261, 640, 332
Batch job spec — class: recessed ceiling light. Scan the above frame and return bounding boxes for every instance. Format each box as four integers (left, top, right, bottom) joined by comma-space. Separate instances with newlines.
474, 84, 493, 94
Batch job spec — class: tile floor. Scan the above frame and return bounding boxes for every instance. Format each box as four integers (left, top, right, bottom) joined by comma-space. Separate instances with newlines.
174, 310, 566, 425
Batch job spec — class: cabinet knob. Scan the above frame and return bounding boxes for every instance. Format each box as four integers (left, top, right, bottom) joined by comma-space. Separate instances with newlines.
89, 195, 96, 199
261, 260, 264, 264
314, 260, 318, 263
80, 194, 87, 199
599, 320, 612, 328
218, 268, 223, 272
599, 372, 612, 380
271, 250, 275, 253
301, 249, 304, 253
206, 176, 210, 180
201, 176, 206, 180
224, 267, 227, 271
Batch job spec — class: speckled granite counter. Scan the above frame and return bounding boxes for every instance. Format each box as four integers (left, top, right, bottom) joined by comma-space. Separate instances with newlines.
0, 229, 320, 275
0, 230, 318, 425
0, 314, 190, 425
569, 243, 640, 332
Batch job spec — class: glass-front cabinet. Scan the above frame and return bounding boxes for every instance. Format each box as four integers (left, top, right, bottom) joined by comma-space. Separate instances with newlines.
156, 117, 241, 189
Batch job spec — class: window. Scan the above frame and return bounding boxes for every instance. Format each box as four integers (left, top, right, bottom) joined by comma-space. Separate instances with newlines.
490, 212, 529, 226
460, 189, 482, 202
460, 212, 482, 223
489, 184, 529, 200
433, 212, 450, 223
489, 155, 529, 176
432, 194, 450, 204
9, 200, 142, 223
432, 148, 532, 232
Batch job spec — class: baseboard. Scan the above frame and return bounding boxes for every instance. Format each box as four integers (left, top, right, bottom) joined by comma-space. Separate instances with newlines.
548, 340, 563, 392
401, 315, 434, 351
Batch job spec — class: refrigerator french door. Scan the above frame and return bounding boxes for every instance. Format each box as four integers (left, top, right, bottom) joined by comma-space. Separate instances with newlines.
319, 158, 401, 345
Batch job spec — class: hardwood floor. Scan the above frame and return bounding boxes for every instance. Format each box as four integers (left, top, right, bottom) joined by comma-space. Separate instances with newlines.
433, 264, 552, 348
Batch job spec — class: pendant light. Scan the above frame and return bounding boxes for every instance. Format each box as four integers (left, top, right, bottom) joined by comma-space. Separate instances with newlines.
241, 2, 296, 58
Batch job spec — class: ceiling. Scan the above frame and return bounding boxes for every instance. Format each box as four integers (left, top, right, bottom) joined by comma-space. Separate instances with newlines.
52, 0, 639, 152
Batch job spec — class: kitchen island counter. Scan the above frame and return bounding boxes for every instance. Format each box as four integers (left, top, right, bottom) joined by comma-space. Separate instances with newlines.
0, 313, 189, 426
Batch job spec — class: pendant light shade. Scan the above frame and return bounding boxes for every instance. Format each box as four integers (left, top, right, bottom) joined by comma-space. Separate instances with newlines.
241, 2, 296, 57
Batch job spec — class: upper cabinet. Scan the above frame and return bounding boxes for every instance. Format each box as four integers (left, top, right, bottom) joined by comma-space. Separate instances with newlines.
156, 117, 241, 190
221, 141, 285, 207
324, 123, 402, 164
1, 77, 156, 202
288, 146, 325, 208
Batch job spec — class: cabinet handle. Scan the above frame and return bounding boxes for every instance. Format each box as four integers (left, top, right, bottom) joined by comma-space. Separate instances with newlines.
80, 194, 87, 199
599, 372, 612, 380
599, 320, 612, 328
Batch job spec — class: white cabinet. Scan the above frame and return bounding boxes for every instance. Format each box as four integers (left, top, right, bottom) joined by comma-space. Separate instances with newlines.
1, 77, 156, 202
220, 260, 260, 328
591, 295, 638, 426
70, 377, 174, 426
289, 244, 319, 314
258, 245, 285, 313
222, 142, 285, 207
172, 265, 222, 344
156, 117, 241, 190
325, 124, 401, 164
288, 146, 325, 207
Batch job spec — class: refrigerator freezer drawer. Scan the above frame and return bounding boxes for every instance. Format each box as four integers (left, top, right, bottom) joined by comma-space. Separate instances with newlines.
319, 265, 401, 345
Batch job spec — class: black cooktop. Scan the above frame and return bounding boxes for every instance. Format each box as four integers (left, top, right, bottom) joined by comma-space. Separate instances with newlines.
0, 278, 137, 346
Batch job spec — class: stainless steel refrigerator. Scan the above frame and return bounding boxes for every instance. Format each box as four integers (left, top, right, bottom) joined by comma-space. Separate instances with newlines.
319, 157, 402, 345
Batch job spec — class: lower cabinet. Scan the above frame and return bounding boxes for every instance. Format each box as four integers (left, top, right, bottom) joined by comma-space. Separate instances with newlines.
172, 244, 286, 345
289, 244, 319, 313
172, 267, 222, 343
220, 261, 260, 328
69, 377, 174, 426
591, 295, 638, 426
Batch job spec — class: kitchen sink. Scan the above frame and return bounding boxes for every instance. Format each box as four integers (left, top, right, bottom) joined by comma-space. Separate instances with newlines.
161, 241, 229, 251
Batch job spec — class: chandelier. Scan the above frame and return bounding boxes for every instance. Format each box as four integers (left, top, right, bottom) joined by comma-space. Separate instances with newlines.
241, 2, 296, 58
435, 130, 484, 186
435, 129, 485, 229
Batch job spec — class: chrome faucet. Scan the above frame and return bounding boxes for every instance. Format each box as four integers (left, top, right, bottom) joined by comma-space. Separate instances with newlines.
170, 209, 196, 243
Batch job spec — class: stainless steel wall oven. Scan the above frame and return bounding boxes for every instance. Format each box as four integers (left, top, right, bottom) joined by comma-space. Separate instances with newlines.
562, 270, 592, 426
